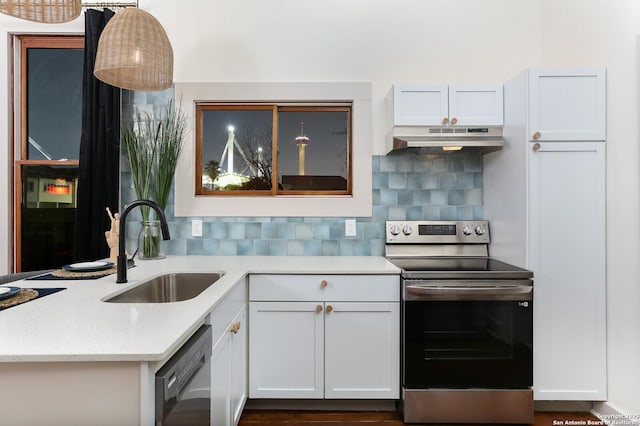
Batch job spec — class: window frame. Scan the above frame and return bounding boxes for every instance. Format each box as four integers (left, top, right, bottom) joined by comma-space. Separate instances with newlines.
174, 82, 373, 218
12, 34, 83, 271
195, 102, 353, 197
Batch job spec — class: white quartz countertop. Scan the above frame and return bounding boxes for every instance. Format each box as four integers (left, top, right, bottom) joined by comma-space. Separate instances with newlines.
0, 256, 399, 363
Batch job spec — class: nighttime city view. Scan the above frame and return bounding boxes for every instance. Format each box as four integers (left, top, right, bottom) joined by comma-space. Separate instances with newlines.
199, 107, 274, 192
197, 105, 351, 194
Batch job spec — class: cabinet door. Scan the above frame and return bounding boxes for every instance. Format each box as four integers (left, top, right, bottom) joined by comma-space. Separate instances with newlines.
393, 84, 448, 126
529, 142, 606, 400
230, 305, 247, 426
448, 84, 503, 126
249, 301, 324, 398
324, 302, 400, 399
528, 68, 606, 141
211, 330, 232, 426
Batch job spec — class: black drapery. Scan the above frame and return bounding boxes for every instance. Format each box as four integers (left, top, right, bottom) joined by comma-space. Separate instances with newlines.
73, 8, 120, 262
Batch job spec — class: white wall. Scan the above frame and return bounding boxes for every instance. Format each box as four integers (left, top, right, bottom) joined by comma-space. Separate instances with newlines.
146, 0, 541, 154
1, 0, 638, 418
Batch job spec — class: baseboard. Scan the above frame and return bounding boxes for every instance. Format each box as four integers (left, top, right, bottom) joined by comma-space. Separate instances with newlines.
593, 402, 640, 426
244, 399, 397, 411
534, 401, 594, 412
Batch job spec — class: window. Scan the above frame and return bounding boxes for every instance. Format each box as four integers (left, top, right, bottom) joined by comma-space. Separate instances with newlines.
13, 35, 83, 271
196, 104, 352, 196
174, 82, 372, 217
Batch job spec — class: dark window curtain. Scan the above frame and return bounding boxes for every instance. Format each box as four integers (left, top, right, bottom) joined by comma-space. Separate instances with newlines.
74, 8, 120, 262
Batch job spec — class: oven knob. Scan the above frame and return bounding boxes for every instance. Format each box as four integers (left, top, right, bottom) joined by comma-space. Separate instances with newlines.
462, 225, 473, 235
389, 224, 401, 235
402, 225, 413, 235
475, 226, 486, 235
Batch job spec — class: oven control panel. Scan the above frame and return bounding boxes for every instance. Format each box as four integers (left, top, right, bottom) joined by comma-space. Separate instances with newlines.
386, 220, 490, 244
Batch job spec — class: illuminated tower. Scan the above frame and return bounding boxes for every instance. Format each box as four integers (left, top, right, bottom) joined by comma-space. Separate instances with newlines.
226, 125, 235, 174
295, 121, 310, 175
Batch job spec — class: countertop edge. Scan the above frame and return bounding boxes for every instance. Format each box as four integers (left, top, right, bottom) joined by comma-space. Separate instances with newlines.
0, 256, 400, 363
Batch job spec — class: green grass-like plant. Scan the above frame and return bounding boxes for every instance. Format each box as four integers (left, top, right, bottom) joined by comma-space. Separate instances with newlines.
122, 100, 187, 258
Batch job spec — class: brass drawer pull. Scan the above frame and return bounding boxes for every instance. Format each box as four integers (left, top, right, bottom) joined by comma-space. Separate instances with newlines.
230, 322, 241, 334
315, 304, 323, 313
320, 280, 328, 288
326, 305, 333, 313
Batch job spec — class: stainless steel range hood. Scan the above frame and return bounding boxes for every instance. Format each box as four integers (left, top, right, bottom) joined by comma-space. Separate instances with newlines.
390, 126, 503, 154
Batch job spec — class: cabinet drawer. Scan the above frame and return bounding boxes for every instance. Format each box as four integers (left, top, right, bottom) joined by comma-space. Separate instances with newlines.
208, 278, 248, 346
249, 274, 399, 302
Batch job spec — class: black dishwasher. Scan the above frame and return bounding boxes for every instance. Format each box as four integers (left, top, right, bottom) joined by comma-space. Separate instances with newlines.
156, 324, 213, 426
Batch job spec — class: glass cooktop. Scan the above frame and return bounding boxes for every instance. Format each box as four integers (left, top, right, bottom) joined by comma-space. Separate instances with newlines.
387, 257, 533, 280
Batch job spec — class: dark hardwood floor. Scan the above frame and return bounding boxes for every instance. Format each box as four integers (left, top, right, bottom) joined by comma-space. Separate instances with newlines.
239, 410, 602, 426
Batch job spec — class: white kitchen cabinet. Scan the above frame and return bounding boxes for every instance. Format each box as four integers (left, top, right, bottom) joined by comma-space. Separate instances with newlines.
324, 302, 399, 399
393, 84, 503, 126
529, 142, 606, 401
249, 301, 324, 398
209, 280, 248, 426
484, 68, 606, 401
211, 326, 232, 426
249, 274, 400, 400
230, 306, 247, 425
527, 68, 606, 141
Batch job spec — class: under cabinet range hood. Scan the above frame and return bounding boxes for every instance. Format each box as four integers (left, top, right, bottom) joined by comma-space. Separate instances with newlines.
390, 126, 504, 154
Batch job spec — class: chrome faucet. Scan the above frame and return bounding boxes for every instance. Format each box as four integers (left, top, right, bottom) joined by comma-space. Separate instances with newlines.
117, 199, 171, 283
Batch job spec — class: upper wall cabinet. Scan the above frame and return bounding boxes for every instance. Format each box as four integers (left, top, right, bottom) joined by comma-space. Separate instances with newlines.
392, 84, 503, 127
528, 68, 606, 141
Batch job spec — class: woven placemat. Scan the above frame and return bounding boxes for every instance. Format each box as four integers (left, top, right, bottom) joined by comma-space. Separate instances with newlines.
50, 267, 117, 279
0, 288, 38, 308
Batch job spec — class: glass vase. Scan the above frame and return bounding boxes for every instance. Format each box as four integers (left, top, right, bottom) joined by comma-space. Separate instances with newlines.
138, 220, 166, 260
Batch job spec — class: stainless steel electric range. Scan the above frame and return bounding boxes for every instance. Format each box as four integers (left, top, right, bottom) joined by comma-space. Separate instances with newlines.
385, 220, 534, 424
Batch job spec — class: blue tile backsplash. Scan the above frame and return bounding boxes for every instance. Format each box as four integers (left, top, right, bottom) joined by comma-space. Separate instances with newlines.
121, 90, 484, 257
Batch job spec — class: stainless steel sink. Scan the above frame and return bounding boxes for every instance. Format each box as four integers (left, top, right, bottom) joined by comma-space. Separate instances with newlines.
104, 272, 224, 303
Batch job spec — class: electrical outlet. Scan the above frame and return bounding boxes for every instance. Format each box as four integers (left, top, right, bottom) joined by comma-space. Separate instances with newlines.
192, 219, 203, 237
345, 219, 356, 237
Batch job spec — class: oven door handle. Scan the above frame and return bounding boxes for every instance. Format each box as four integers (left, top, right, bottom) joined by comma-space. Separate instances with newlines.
404, 282, 533, 301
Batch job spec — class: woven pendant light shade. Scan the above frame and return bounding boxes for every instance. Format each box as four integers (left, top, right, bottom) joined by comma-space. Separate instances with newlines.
94, 8, 173, 92
0, 0, 81, 23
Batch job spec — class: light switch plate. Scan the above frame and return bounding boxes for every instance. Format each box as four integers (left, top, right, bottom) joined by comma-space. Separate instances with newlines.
345, 219, 356, 237
192, 219, 203, 237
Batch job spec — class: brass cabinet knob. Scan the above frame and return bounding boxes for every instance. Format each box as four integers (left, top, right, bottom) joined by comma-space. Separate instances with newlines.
230, 322, 241, 334
442, 117, 449, 125
326, 305, 333, 313
320, 280, 328, 288
315, 304, 323, 313
532, 131, 541, 140
533, 142, 541, 151
450, 117, 458, 125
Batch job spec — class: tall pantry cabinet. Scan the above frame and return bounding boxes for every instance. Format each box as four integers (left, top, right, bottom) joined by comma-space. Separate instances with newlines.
484, 68, 606, 401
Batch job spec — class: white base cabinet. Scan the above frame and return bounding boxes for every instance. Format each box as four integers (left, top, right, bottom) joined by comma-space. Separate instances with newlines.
484, 68, 606, 401
324, 302, 399, 399
210, 280, 248, 426
250, 301, 324, 398
249, 274, 400, 400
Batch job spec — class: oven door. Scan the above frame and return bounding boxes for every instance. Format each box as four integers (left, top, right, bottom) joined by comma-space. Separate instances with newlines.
402, 282, 532, 389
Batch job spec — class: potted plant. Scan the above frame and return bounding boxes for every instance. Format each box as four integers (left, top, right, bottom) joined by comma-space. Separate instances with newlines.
122, 100, 187, 259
